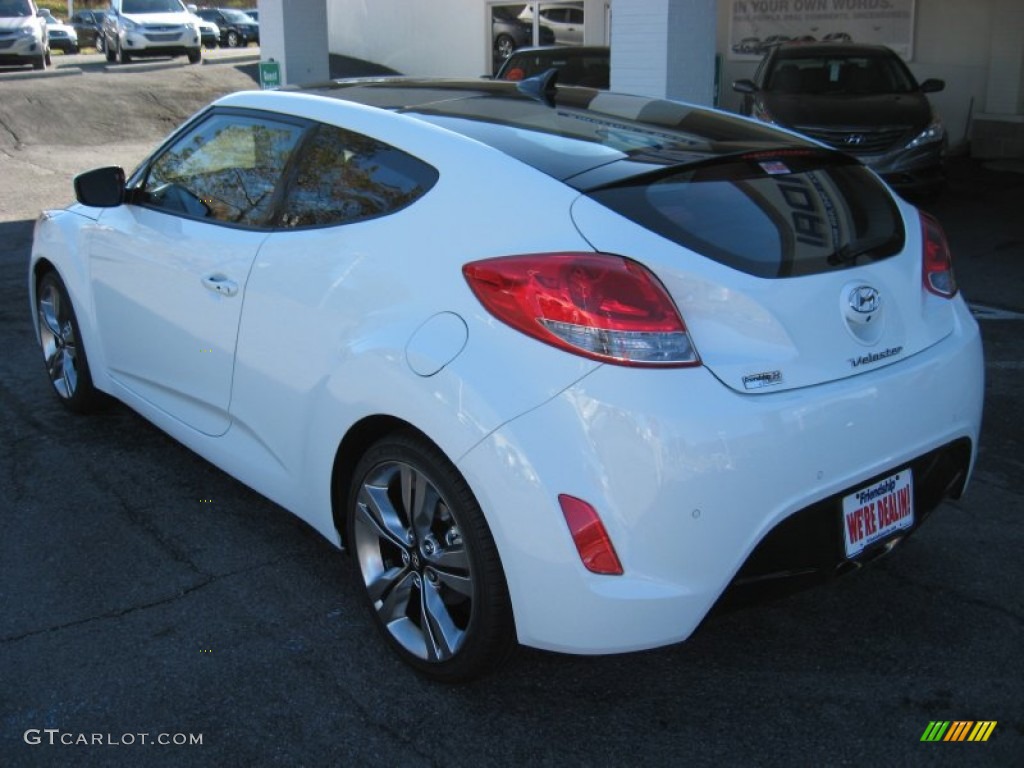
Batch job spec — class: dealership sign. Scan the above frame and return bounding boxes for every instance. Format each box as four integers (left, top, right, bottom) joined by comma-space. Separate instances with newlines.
728, 0, 916, 60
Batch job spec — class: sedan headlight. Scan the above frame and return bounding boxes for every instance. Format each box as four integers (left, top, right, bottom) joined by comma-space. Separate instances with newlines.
17, 25, 39, 39
906, 120, 946, 150
120, 18, 139, 31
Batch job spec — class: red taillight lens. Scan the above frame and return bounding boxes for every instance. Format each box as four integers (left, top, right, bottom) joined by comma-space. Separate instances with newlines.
463, 253, 700, 367
921, 211, 958, 298
558, 494, 623, 575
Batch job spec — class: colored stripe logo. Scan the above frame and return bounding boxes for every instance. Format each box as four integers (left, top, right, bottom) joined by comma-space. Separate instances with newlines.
921, 721, 997, 742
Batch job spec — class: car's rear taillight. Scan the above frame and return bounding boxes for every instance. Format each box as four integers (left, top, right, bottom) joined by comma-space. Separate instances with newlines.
462, 253, 700, 367
921, 212, 958, 298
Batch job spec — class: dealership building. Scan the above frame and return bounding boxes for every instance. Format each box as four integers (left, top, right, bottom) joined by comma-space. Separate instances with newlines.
257, 0, 1022, 157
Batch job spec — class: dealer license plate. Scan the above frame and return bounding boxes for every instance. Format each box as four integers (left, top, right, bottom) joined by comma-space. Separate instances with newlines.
841, 470, 914, 558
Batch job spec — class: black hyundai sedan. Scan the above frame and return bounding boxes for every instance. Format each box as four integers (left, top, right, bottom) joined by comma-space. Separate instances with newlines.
733, 42, 947, 197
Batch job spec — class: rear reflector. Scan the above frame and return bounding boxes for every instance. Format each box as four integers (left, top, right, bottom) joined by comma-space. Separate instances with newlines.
463, 253, 699, 367
921, 212, 958, 298
558, 494, 624, 575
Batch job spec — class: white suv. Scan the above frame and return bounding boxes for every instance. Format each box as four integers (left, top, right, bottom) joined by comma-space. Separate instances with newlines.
0, 0, 49, 70
103, 0, 201, 65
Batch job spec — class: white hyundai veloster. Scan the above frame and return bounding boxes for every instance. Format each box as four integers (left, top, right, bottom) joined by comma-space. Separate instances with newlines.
30, 75, 984, 681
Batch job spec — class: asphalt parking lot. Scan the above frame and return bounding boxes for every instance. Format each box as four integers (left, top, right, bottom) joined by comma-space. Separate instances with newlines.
1, 54, 1022, 767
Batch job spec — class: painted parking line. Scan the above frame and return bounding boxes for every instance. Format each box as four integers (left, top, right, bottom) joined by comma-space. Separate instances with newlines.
970, 304, 1024, 321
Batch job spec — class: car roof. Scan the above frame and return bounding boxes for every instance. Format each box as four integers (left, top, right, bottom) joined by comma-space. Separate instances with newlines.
506, 45, 609, 56
286, 77, 814, 186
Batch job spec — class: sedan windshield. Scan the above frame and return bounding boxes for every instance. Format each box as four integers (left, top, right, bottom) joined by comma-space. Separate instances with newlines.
767, 54, 917, 95
122, 0, 185, 13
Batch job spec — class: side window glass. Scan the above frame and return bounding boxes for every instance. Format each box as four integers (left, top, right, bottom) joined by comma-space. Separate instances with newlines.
141, 113, 305, 227
277, 124, 438, 229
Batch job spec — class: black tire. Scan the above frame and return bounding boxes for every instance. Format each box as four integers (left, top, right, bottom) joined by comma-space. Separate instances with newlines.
116, 41, 130, 64
346, 431, 514, 682
104, 37, 115, 62
35, 271, 103, 413
97, 34, 106, 54
44, 47, 51, 66
32, 53, 45, 70
187, 48, 201, 64
226, 29, 240, 48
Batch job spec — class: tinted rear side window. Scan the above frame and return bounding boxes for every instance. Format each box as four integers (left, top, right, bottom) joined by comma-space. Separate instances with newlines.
276, 124, 438, 228
589, 156, 904, 278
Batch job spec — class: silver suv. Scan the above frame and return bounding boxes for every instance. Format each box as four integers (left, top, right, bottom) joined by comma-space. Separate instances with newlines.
0, 0, 49, 70
103, 0, 201, 65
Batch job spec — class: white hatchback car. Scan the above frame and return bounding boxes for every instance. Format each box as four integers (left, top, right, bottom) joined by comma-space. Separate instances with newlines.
30, 77, 984, 681
102, 0, 201, 64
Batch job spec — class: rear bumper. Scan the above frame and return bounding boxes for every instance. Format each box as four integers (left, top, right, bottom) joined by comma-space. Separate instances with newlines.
459, 298, 983, 654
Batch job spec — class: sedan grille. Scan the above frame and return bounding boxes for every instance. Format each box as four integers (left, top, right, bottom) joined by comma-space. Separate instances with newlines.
145, 32, 183, 42
795, 126, 907, 156
0, 39, 14, 49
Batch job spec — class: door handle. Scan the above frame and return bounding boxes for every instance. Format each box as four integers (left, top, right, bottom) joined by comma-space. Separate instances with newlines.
201, 273, 239, 297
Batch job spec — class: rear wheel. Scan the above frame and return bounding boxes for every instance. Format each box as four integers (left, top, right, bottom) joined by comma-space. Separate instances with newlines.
36, 271, 102, 413
346, 431, 514, 682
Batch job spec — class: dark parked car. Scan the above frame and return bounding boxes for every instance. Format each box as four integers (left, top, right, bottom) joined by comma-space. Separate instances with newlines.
196, 7, 258, 48
70, 8, 104, 49
733, 42, 947, 196
495, 45, 609, 89
492, 7, 554, 65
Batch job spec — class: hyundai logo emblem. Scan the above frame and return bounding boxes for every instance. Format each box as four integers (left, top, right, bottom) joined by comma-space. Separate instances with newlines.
846, 134, 865, 146
850, 285, 880, 314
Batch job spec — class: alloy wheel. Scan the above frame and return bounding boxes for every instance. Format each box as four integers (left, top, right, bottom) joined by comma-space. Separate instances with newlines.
353, 459, 475, 663
37, 279, 80, 399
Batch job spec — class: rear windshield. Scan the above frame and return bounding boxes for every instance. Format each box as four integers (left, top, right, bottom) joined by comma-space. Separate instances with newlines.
589, 152, 905, 278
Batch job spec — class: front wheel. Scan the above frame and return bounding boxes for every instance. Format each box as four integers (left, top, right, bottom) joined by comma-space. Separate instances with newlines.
36, 271, 102, 412
225, 30, 241, 48
494, 34, 516, 60
346, 431, 514, 682
116, 41, 130, 64
187, 48, 201, 64
32, 53, 45, 70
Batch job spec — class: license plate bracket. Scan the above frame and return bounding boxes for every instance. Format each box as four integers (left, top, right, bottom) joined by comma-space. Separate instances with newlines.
841, 469, 914, 558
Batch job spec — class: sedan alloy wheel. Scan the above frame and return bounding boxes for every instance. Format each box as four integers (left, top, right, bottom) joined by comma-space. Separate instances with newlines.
36, 271, 100, 412
348, 432, 513, 681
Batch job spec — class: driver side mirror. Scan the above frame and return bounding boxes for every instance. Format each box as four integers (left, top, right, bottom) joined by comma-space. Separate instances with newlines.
920, 78, 945, 94
732, 79, 758, 94
186, 3, 198, 12
74, 166, 126, 208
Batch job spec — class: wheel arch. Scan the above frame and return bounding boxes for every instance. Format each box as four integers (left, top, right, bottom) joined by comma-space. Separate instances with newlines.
330, 414, 431, 546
